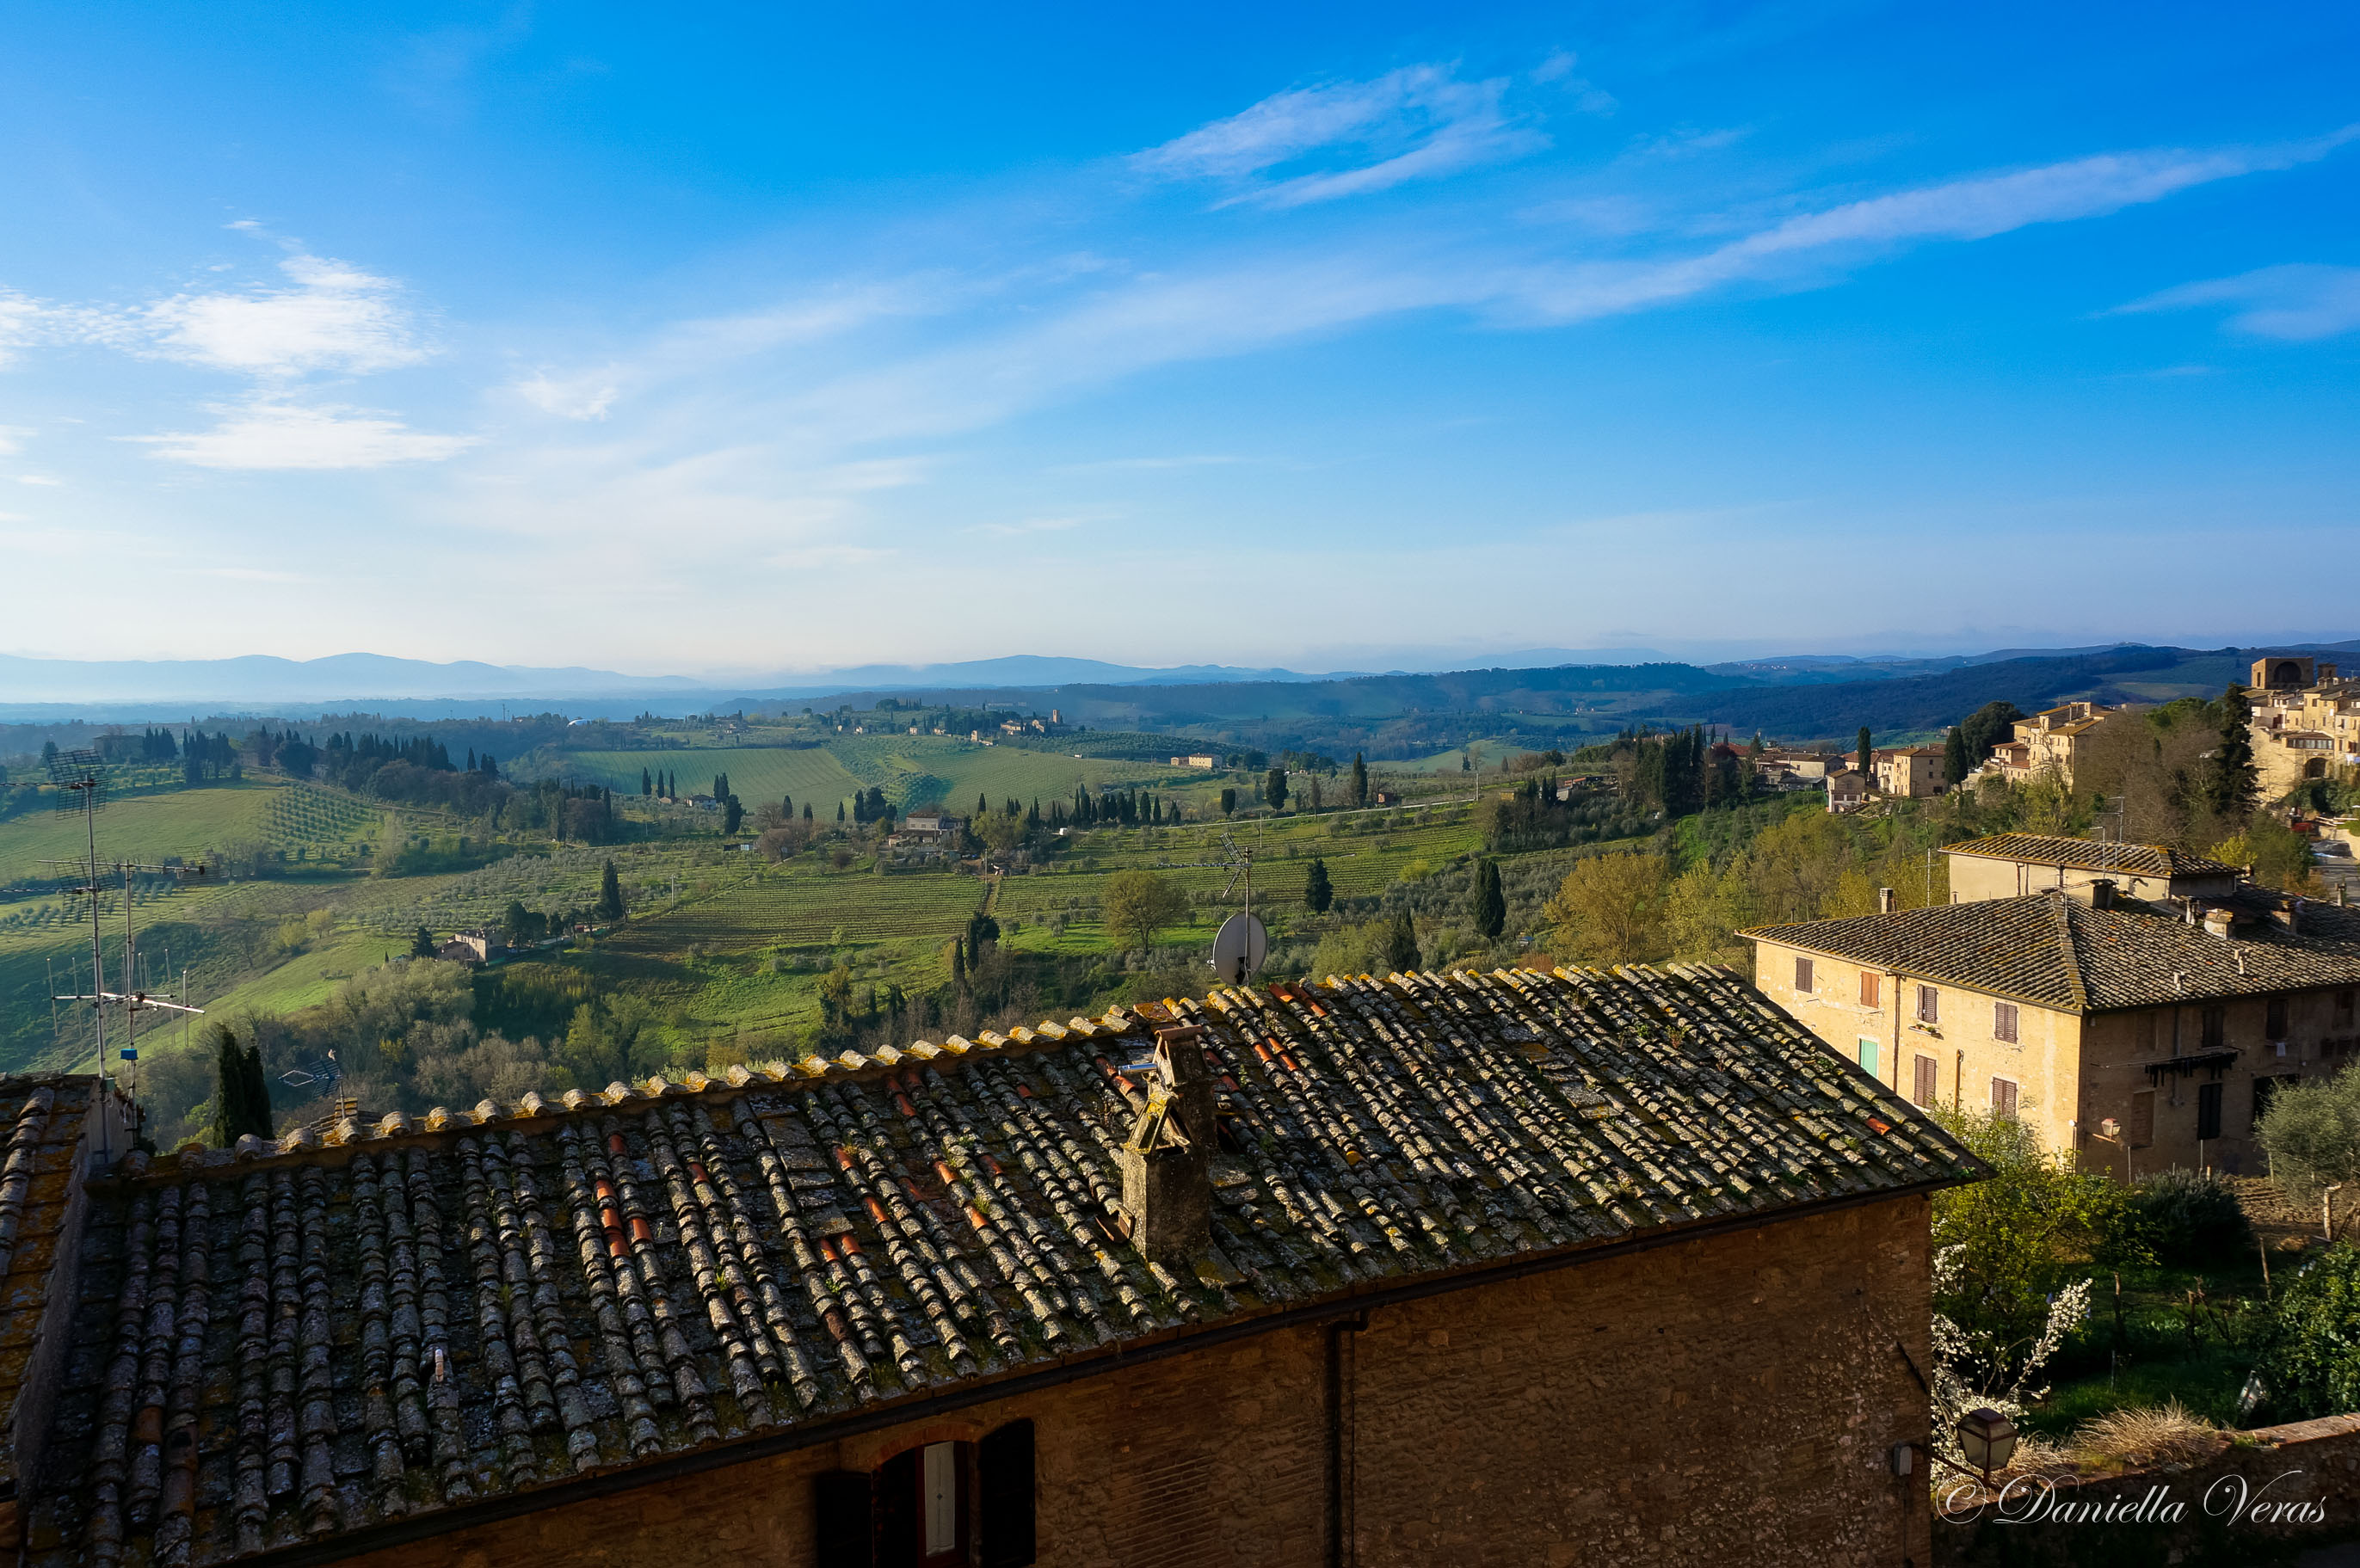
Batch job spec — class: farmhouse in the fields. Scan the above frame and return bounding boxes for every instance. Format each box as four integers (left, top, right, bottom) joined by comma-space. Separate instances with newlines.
1745, 832, 2360, 1177
1, 967, 1973, 1568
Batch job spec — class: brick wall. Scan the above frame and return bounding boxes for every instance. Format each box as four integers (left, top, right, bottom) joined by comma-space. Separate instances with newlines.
340, 1194, 1934, 1568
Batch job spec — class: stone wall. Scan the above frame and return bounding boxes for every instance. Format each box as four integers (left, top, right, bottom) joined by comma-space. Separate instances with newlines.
1933, 1412, 2360, 1568
338, 1193, 1933, 1568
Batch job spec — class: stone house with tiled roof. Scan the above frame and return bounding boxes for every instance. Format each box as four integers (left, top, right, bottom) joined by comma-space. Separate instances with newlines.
2248, 655, 2360, 797
1942, 833, 2241, 905
1744, 875, 2360, 1178
4, 968, 1975, 1568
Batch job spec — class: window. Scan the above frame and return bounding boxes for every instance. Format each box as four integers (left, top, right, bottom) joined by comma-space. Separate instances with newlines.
1991, 1078, 2018, 1119
2266, 997, 2289, 1041
2254, 1074, 2297, 1132
1860, 972, 1882, 1008
2197, 1081, 2223, 1142
816, 1423, 1038, 1568
1794, 956, 1815, 993
1858, 1036, 1879, 1079
1912, 1053, 1938, 1107
1993, 1002, 2020, 1044
1916, 985, 1939, 1025
2201, 1005, 2226, 1051
2129, 1089, 2154, 1148
2338, 989, 2355, 1024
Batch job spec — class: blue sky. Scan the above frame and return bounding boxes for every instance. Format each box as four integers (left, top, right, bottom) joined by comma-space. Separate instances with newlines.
2, 2, 2356, 675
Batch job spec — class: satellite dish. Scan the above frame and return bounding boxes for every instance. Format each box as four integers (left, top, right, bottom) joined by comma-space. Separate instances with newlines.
1211, 913, 1268, 984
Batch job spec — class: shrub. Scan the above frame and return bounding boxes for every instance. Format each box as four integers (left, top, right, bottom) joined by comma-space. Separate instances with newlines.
2257, 1064, 2360, 1204
2258, 1243, 2360, 1420
2126, 1168, 2256, 1267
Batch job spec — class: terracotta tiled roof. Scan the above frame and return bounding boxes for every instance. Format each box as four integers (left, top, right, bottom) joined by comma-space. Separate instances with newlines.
1, 1077, 108, 1494
24, 967, 1972, 1565
1941, 833, 2240, 880
1744, 893, 2360, 1012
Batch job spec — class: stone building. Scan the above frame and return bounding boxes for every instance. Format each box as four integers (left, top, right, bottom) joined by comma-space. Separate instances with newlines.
1988, 700, 2141, 790
1744, 835, 2360, 1175
2247, 655, 2360, 797
4, 968, 1975, 1568
1870, 747, 1948, 800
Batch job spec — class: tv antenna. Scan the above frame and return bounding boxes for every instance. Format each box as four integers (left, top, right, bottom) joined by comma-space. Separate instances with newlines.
1160, 825, 1268, 983
41, 751, 210, 1135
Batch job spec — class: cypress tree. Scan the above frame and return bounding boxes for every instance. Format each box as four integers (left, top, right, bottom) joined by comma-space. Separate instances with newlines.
211, 1024, 272, 1146
1384, 910, 1420, 973
978, 793, 989, 820
2208, 685, 2259, 823
1303, 858, 1334, 914
1473, 858, 1506, 940
782, 794, 793, 818
1351, 753, 1368, 809
596, 859, 625, 921
1943, 727, 1970, 791
1855, 727, 1873, 777
642, 768, 652, 796
410, 925, 436, 958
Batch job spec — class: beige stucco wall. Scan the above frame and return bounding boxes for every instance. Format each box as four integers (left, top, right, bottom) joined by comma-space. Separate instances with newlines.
1752, 940, 2360, 1178
1748, 939, 2083, 1155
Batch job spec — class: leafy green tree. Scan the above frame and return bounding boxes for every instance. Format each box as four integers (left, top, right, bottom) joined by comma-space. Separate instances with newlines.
1383, 909, 1420, 973
2208, 683, 2258, 821
1472, 858, 1506, 940
1544, 852, 1670, 963
1855, 726, 1873, 777
410, 925, 437, 958
1303, 858, 1334, 914
1103, 870, 1187, 954
2256, 1063, 2360, 1204
595, 860, 625, 922
2260, 1244, 2360, 1419
1265, 768, 1289, 811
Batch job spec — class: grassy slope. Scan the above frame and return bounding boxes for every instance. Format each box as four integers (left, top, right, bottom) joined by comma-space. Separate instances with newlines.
0, 782, 287, 882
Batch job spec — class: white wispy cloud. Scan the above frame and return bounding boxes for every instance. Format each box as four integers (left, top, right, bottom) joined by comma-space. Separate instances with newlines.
515, 367, 621, 421
127, 400, 478, 470
119, 253, 432, 377
2115, 262, 2360, 340
1131, 65, 1548, 208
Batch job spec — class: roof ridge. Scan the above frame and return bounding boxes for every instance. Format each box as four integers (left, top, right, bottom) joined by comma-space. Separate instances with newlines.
2049, 890, 2092, 1012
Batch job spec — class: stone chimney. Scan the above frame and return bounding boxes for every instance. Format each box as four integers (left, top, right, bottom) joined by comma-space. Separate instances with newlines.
1117, 1024, 1212, 1265
1876, 887, 1898, 914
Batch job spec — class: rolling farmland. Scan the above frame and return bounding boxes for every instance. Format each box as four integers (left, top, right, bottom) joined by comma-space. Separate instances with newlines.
556, 736, 1211, 815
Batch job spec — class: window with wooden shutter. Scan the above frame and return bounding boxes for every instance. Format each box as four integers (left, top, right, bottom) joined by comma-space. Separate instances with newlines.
1860, 972, 1881, 1007
2197, 1081, 2223, 1142
1990, 1078, 2018, 1119
2202, 1005, 2226, 1050
815, 1471, 875, 1568
1993, 1002, 2019, 1044
978, 1419, 1038, 1567
2266, 997, 2289, 1040
1916, 985, 1939, 1024
1912, 1054, 1938, 1107
2129, 1089, 2154, 1147
1857, 1036, 1879, 1079
1795, 956, 1815, 993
